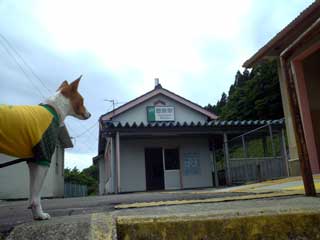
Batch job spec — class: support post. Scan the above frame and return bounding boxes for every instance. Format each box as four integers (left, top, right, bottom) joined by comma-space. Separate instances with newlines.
280, 57, 316, 196
262, 136, 268, 157
281, 128, 290, 177
268, 124, 276, 157
211, 140, 219, 187
116, 131, 121, 193
223, 133, 231, 185
242, 136, 249, 181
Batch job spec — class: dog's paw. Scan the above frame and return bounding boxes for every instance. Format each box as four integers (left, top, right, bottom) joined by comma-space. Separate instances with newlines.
30, 203, 51, 220
33, 212, 51, 221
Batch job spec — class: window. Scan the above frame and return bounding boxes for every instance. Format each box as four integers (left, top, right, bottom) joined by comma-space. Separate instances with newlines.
164, 149, 180, 170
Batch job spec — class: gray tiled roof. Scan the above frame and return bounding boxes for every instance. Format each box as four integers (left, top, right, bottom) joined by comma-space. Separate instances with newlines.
102, 119, 284, 129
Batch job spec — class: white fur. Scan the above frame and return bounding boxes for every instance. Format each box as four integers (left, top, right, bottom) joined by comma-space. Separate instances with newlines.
44, 92, 73, 124
45, 91, 91, 123
28, 163, 51, 220
26, 90, 90, 220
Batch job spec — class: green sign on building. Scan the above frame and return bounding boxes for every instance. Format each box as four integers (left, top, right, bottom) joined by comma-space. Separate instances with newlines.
147, 106, 175, 122
147, 106, 156, 121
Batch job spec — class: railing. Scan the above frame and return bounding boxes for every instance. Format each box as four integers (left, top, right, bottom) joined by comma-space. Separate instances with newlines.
225, 123, 288, 185
64, 182, 88, 198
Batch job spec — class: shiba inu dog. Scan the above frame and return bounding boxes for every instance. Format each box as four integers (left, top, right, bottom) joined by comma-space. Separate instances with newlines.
0, 76, 91, 220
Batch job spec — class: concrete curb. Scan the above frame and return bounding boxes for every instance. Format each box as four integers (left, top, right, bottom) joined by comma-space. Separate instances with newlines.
91, 213, 116, 240
7, 213, 115, 240
117, 212, 320, 240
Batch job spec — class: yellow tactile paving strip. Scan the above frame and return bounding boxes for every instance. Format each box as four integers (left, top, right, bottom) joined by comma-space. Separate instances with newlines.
231, 175, 320, 193
115, 176, 319, 209
284, 182, 320, 191
160, 175, 320, 195
115, 191, 302, 209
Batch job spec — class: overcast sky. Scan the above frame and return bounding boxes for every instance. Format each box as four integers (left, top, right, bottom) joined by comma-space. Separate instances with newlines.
0, 0, 314, 170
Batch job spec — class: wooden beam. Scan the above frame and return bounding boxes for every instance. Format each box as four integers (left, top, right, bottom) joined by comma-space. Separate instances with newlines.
278, 16, 320, 196
280, 57, 316, 196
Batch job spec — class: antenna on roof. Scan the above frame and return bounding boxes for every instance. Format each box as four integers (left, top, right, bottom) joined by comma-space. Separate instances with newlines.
104, 99, 115, 117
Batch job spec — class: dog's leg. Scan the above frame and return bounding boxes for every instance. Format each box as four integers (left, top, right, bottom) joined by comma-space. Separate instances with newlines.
28, 162, 51, 220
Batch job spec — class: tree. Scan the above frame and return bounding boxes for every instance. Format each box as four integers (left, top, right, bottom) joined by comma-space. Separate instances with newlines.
64, 165, 98, 195
206, 60, 284, 120
205, 92, 227, 116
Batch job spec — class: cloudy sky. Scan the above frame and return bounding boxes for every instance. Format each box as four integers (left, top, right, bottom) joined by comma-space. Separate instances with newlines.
0, 0, 314, 170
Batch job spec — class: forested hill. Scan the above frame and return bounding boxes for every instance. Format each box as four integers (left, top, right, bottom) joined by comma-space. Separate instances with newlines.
205, 60, 284, 120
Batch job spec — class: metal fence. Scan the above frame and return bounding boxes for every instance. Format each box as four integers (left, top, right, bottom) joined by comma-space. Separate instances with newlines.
64, 182, 88, 198
226, 123, 289, 184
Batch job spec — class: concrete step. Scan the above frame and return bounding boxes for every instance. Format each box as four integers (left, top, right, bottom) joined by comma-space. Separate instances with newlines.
7, 213, 115, 240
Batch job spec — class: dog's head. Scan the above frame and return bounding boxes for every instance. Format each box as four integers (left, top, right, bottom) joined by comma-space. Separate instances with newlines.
58, 76, 91, 120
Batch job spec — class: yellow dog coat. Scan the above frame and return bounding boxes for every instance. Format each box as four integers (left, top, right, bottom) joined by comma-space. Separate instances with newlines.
0, 104, 60, 166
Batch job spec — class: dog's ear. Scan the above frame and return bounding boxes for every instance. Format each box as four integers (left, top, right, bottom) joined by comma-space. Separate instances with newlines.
57, 81, 69, 91
70, 75, 82, 92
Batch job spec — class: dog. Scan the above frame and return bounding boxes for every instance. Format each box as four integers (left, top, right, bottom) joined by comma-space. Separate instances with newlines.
0, 76, 91, 220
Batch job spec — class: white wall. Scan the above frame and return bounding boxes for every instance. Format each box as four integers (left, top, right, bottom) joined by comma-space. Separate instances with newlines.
180, 138, 213, 189
104, 137, 115, 194
98, 157, 105, 195
120, 139, 146, 192
113, 94, 208, 125
118, 136, 213, 193
0, 147, 65, 199
0, 154, 29, 199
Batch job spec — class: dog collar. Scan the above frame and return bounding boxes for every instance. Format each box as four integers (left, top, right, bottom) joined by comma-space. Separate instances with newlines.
40, 104, 60, 124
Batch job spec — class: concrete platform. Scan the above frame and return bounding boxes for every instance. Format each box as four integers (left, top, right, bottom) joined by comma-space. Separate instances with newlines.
6, 196, 320, 240
3, 177, 320, 239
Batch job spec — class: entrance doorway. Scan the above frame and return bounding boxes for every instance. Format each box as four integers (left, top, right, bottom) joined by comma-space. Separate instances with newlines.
145, 148, 164, 191
144, 147, 181, 191
163, 148, 181, 190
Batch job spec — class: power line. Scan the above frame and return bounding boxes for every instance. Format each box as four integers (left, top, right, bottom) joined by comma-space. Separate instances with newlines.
66, 101, 116, 154
0, 38, 45, 99
0, 33, 100, 156
0, 33, 52, 95
72, 121, 98, 138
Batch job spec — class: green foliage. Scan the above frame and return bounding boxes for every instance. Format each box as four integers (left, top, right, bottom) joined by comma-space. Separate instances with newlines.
229, 133, 282, 159
205, 60, 284, 120
64, 165, 98, 195
205, 92, 227, 116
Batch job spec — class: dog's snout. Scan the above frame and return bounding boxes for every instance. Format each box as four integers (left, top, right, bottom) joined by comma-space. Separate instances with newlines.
84, 112, 91, 119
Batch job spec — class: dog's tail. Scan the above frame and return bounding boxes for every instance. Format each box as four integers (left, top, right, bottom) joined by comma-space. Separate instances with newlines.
0, 158, 31, 168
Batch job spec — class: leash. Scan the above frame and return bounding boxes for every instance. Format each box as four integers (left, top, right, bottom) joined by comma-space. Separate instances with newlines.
0, 158, 32, 168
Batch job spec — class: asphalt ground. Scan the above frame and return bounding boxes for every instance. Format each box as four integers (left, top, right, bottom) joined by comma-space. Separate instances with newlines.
0, 189, 253, 235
